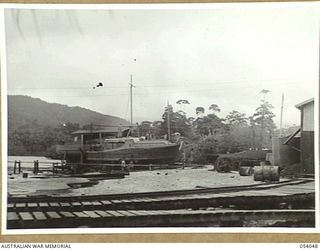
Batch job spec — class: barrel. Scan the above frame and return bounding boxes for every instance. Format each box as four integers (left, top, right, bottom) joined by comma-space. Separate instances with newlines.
270, 166, 280, 181
254, 166, 280, 182
253, 166, 263, 181
239, 166, 253, 176
262, 165, 271, 180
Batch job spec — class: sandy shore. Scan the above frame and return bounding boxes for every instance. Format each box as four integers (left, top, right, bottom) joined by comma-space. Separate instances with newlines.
7, 165, 263, 197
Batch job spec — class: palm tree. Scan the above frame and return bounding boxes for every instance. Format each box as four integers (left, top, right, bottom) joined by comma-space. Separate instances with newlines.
196, 107, 205, 117
209, 104, 221, 113
260, 89, 270, 102
176, 99, 190, 111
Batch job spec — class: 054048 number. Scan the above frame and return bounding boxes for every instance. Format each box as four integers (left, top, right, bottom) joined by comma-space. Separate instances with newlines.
300, 244, 318, 249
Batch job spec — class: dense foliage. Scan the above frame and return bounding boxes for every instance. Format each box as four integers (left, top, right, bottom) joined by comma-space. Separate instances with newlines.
9, 92, 281, 163
135, 93, 278, 163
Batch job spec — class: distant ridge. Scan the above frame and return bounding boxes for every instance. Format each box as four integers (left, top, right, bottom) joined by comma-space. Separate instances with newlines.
8, 95, 129, 130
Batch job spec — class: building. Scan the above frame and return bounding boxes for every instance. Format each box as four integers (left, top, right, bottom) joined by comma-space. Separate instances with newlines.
295, 98, 315, 175
272, 98, 315, 176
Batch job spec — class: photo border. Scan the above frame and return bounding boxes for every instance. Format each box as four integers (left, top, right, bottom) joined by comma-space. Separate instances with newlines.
1, 1, 319, 242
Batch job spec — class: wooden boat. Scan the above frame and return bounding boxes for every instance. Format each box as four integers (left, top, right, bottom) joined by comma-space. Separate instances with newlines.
56, 129, 181, 164
56, 75, 181, 166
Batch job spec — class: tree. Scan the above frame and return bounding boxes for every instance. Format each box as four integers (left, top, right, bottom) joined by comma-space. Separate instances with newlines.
252, 100, 276, 148
187, 117, 195, 125
176, 99, 190, 111
194, 113, 225, 137
260, 89, 271, 101
225, 110, 248, 127
138, 121, 153, 137
8, 121, 80, 156
162, 109, 192, 138
209, 104, 221, 113
196, 107, 205, 117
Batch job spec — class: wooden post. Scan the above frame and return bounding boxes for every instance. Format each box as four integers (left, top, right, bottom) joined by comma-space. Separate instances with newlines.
52, 163, 56, 175
13, 161, 17, 174
99, 133, 102, 145
80, 134, 84, 147
18, 160, 21, 174
34, 160, 39, 174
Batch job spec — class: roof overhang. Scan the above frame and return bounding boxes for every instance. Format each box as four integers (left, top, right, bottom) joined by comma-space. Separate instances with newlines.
72, 128, 130, 135
295, 98, 314, 109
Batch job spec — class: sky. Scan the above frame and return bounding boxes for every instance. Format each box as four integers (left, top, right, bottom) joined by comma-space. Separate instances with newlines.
4, 4, 319, 128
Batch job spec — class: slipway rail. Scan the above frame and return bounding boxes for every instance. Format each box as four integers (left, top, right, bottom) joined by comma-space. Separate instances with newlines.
7, 179, 315, 228
7, 209, 315, 228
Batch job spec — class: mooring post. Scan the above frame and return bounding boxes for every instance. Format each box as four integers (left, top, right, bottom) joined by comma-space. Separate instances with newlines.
52, 163, 56, 175
13, 160, 17, 174
33, 160, 39, 174
18, 160, 21, 174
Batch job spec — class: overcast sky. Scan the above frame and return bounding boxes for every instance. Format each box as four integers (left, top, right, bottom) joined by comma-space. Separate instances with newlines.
4, 4, 319, 127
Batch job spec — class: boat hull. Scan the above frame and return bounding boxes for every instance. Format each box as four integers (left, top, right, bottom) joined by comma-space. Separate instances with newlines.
57, 142, 181, 164
86, 143, 181, 164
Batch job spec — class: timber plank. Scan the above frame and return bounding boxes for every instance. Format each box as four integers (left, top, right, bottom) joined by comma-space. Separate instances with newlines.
73, 212, 90, 218
83, 211, 100, 218
19, 212, 34, 221
91, 201, 102, 206
60, 202, 72, 207
46, 211, 61, 219
81, 201, 93, 206
71, 202, 82, 207
120, 199, 133, 203
101, 200, 112, 205
109, 200, 123, 204
60, 211, 76, 218
128, 210, 150, 216
95, 210, 113, 217
33, 212, 47, 220
27, 203, 38, 208
15, 203, 26, 208
117, 210, 136, 217
49, 202, 60, 208
7, 212, 19, 221
105, 211, 125, 217
39, 202, 49, 208
7, 203, 14, 209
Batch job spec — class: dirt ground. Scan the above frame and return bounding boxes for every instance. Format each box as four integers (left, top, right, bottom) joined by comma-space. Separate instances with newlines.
7, 165, 263, 197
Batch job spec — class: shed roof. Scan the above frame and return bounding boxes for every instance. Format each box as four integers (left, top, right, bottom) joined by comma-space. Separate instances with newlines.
72, 127, 130, 135
283, 127, 301, 145
295, 98, 314, 109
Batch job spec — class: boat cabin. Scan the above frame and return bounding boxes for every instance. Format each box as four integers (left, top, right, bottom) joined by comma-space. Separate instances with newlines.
71, 127, 131, 146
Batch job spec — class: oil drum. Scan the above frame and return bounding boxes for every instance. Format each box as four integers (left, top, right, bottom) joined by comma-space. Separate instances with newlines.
270, 166, 280, 181
254, 166, 280, 182
253, 166, 263, 181
239, 166, 253, 176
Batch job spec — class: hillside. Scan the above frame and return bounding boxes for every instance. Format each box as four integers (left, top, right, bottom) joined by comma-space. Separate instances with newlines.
8, 95, 128, 130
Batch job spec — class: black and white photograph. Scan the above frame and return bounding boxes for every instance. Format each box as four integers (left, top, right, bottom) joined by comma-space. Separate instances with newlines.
1, 3, 319, 232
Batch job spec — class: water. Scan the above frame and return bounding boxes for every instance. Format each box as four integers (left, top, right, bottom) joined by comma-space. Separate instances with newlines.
7, 156, 63, 173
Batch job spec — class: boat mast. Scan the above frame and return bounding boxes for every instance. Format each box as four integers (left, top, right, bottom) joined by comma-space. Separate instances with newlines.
167, 101, 171, 141
279, 93, 284, 138
129, 74, 135, 133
